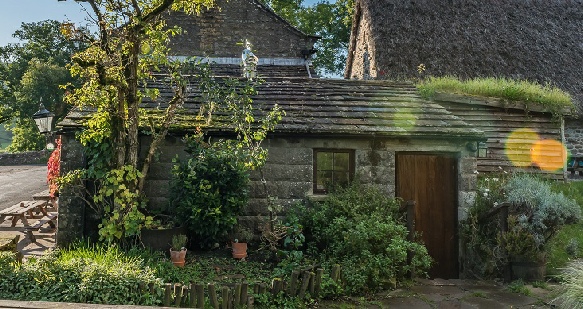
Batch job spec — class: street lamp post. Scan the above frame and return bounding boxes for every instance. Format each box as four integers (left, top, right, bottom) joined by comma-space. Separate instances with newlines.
32, 102, 55, 150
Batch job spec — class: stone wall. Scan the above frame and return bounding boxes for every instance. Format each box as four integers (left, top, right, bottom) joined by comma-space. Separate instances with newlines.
165, 0, 317, 58
55, 134, 87, 247
565, 118, 583, 157
142, 134, 477, 228
0, 151, 49, 166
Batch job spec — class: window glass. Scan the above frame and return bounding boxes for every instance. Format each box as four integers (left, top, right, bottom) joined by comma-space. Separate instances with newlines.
314, 150, 354, 194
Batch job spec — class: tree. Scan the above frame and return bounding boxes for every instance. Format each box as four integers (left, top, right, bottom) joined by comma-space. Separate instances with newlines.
260, 0, 354, 76
63, 0, 282, 242
0, 20, 84, 151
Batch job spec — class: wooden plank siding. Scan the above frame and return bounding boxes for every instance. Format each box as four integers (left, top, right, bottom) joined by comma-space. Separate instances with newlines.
433, 93, 567, 179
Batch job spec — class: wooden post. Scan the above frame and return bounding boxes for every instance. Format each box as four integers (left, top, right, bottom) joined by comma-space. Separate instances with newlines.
331, 264, 341, 283
149, 282, 156, 295
208, 283, 219, 309
258, 283, 266, 294
195, 283, 204, 308
240, 283, 248, 305
182, 285, 189, 306
272, 278, 282, 295
188, 283, 196, 308
308, 271, 315, 296
138, 281, 146, 294
298, 271, 311, 299
221, 286, 229, 309
174, 283, 183, 307
289, 270, 299, 297
314, 268, 323, 297
234, 283, 241, 307
164, 283, 172, 307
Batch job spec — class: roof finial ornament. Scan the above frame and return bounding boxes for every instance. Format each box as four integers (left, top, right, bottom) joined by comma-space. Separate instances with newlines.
241, 39, 259, 80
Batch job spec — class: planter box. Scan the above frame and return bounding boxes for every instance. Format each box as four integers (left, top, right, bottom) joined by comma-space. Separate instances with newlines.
141, 227, 186, 251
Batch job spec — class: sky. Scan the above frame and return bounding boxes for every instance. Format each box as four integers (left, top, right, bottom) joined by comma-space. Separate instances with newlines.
0, 0, 326, 46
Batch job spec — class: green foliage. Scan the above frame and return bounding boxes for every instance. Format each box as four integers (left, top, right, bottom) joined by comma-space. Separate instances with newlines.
171, 234, 187, 251
170, 134, 250, 248
417, 76, 574, 115
461, 173, 582, 279
507, 279, 532, 296
0, 20, 83, 151
554, 260, 583, 309
95, 165, 155, 242
260, 0, 353, 76
504, 174, 581, 251
296, 182, 432, 295
0, 243, 161, 305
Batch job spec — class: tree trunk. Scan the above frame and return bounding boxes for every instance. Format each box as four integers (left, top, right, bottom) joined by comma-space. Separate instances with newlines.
126, 31, 140, 170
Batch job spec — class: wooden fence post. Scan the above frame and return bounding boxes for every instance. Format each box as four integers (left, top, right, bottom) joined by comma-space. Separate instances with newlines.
288, 270, 299, 297
234, 283, 241, 307
308, 271, 315, 296
240, 282, 248, 305
298, 271, 311, 299
331, 264, 341, 283
195, 283, 204, 308
164, 283, 172, 307
174, 283, 183, 307
314, 268, 323, 297
221, 286, 229, 309
208, 283, 219, 309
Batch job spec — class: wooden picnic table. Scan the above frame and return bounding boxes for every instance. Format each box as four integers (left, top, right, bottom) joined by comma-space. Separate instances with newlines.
0, 200, 57, 242
32, 189, 58, 211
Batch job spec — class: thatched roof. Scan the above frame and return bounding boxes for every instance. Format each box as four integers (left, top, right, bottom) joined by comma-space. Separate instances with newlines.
58, 77, 482, 140
346, 0, 583, 108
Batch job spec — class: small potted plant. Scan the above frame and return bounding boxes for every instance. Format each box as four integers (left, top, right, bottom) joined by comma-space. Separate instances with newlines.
170, 234, 188, 267
232, 226, 253, 259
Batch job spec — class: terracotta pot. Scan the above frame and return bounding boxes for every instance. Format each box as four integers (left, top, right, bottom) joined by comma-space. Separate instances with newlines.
170, 249, 187, 267
232, 242, 248, 259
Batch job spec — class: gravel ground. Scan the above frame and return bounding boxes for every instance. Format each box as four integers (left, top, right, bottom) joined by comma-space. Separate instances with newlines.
0, 165, 47, 211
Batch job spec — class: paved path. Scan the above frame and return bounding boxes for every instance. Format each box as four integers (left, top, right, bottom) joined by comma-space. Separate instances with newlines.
0, 165, 47, 211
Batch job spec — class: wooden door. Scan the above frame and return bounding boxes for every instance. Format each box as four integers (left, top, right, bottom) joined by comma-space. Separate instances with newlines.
396, 153, 458, 279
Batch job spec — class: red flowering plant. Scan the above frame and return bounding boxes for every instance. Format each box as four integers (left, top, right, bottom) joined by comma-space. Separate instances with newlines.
47, 137, 61, 198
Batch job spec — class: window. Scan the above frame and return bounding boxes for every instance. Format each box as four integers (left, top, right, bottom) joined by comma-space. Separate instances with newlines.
313, 149, 355, 194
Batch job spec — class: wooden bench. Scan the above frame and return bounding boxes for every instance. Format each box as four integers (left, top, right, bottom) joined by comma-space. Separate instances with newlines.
25, 213, 58, 242
32, 189, 58, 211
0, 200, 55, 242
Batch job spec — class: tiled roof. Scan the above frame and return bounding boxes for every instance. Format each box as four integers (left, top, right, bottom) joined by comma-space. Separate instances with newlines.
59, 77, 483, 139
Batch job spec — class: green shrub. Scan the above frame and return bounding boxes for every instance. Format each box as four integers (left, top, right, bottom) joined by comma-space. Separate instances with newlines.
297, 182, 431, 295
462, 173, 582, 278
170, 134, 250, 248
504, 174, 581, 252
0, 243, 161, 305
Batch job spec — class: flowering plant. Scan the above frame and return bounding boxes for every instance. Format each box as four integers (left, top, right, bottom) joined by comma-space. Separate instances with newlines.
47, 137, 61, 198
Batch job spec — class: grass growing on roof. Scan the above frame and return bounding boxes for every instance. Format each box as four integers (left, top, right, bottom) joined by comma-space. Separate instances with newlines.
417, 76, 573, 111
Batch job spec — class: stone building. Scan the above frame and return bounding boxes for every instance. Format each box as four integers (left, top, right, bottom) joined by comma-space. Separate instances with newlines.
345, 0, 583, 173
57, 0, 484, 279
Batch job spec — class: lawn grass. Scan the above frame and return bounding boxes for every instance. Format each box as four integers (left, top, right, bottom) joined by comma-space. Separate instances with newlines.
416, 76, 573, 112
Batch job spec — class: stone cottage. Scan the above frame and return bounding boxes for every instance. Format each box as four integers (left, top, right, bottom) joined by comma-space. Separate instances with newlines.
57, 0, 484, 279
345, 0, 583, 176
